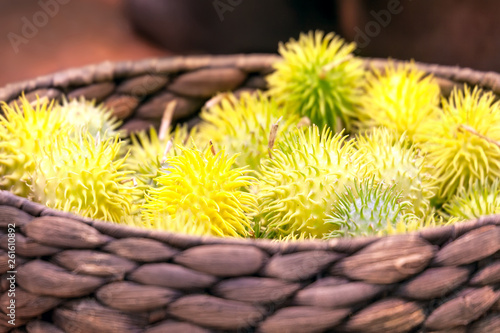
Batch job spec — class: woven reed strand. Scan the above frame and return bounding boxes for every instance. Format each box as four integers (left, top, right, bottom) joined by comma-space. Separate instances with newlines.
0, 55, 499, 333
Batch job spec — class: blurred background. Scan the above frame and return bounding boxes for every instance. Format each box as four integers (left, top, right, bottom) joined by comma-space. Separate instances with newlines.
1, 0, 500, 86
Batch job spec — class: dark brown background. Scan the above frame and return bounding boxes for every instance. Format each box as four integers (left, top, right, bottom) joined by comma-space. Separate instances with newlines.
1, 0, 500, 87
0, 0, 168, 87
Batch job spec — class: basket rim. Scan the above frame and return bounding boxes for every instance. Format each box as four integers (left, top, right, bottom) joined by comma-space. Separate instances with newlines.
1, 189, 499, 253
2, 53, 500, 102
1, 54, 500, 250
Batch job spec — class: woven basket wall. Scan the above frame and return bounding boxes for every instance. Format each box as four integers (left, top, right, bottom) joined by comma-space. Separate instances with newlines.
0, 55, 499, 333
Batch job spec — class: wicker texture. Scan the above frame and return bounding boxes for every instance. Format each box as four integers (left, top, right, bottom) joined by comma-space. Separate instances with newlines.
0, 54, 499, 333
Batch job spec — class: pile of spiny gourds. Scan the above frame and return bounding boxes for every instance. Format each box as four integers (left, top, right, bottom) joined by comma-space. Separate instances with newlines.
1, 31, 499, 241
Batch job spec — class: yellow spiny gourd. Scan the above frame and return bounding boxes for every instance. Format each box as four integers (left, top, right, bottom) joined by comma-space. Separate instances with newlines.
358, 62, 441, 141
0, 96, 69, 197
56, 97, 122, 139
257, 125, 367, 239
121, 209, 212, 236
196, 92, 301, 172
30, 133, 138, 223
356, 128, 436, 217
443, 179, 500, 220
142, 146, 257, 237
417, 86, 500, 201
127, 125, 192, 190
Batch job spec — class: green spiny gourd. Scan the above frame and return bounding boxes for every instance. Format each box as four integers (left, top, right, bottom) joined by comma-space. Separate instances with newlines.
357, 62, 441, 141
443, 179, 500, 220
0, 96, 70, 197
142, 146, 257, 237
30, 133, 138, 223
196, 91, 301, 172
256, 125, 367, 239
56, 97, 122, 139
356, 128, 436, 217
324, 177, 415, 238
266, 30, 365, 133
417, 86, 500, 201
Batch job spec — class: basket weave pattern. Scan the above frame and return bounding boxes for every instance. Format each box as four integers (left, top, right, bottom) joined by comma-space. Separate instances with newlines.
0, 55, 499, 332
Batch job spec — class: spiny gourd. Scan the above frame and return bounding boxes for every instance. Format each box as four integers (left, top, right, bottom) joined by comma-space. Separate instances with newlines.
121, 209, 212, 236
417, 86, 500, 201
30, 133, 138, 223
196, 91, 301, 172
0, 96, 69, 197
275, 232, 314, 242
142, 146, 257, 237
257, 125, 367, 239
324, 177, 415, 238
267, 30, 365, 133
356, 128, 435, 217
127, 125, 191, 190
443, 179, 500, 220
385, 208, 453, 235
56, 97, 121, 139
357, 62, 441, 141
365, 206, 460, 236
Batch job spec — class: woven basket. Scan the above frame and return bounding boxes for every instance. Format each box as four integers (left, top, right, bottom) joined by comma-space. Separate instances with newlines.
0, 55, 499, 333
